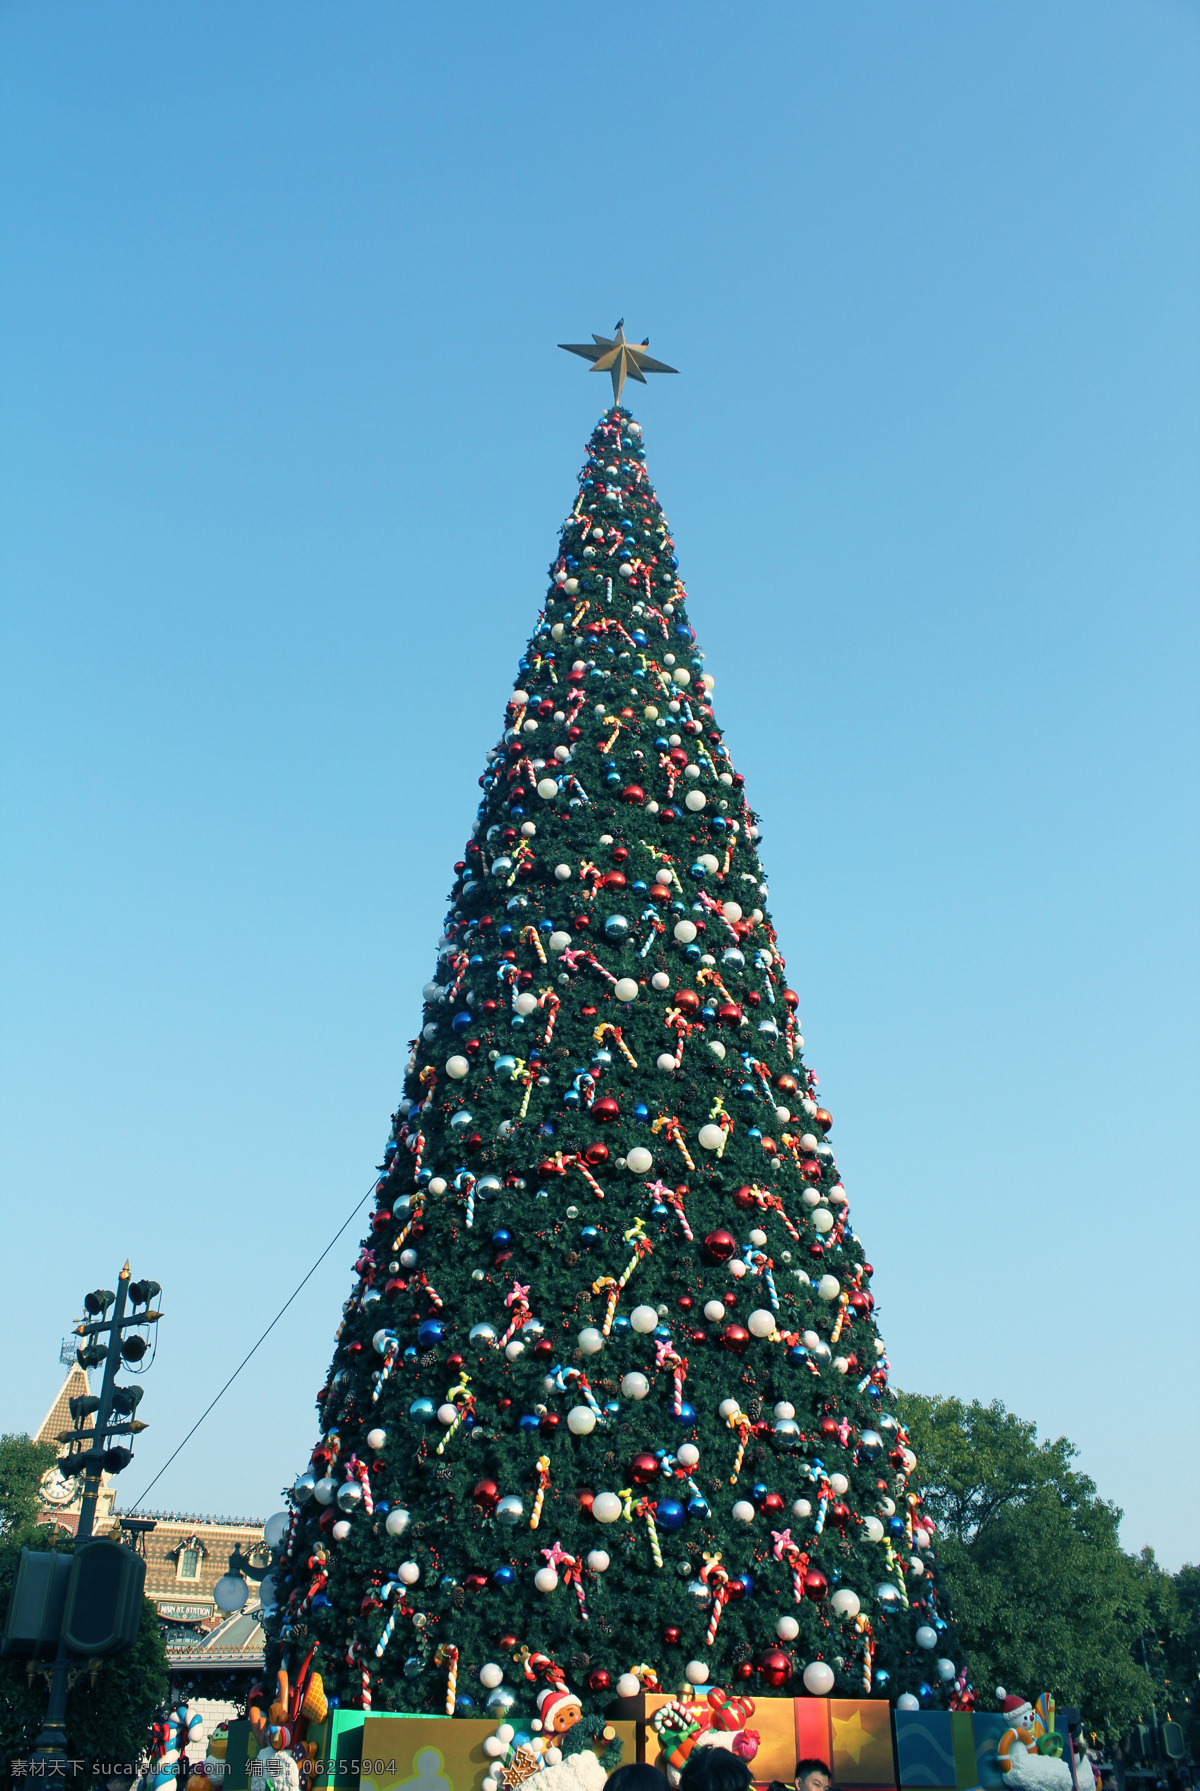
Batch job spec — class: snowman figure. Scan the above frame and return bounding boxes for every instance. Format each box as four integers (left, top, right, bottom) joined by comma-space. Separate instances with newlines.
996, 1692, 1073, 1791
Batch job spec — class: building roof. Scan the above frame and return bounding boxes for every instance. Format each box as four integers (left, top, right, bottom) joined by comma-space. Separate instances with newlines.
34, 1364, 93, 1447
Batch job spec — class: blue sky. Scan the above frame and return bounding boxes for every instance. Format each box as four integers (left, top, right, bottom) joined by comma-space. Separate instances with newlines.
2, 3, 1197, 1568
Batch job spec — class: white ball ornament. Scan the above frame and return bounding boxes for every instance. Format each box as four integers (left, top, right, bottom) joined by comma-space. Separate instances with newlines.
554, 863, 572, 881
437, 1404, 458, 1426
567, 1405, 597, 1435
578, 1327, 604, 1355
427, 1176, 447, 1195
614, 977, 639, 1003
915, 1625, 938, 1650
818, 1274, 841, 1300
397, 1561, 421, 1586
830, 1588, 861, 1617
863, 1516, 885, 1543
616, 1675, 640, 1700
548, 930, 572, 953
718, 1399, 741, 1419
626, 1146, 653, 1175
803, 1661, 835, 1697
505, 1340, 525, 1360
536, 778, 559, 800
621, 1372, 650, 1400
385, 1507, 411, 1536
480, 1664, 504, 1690
657, 1053, 678, 1072
677, 1443, 700, 1468
703, 1300, 725, 1323
684, 790, 705, 811
749, 1229, 768, 1247
684, 1659, 709, 1684
513, 991, 538, 1016
792, 1499, 813, 1519
697, 1123, 725, 1151
445, 1055, 470, 1080
313, 1478, 336, 1506
829, 1473, 849, 1496
773, 1402, 795, 1420
776, 1616, 800, 1641
732, 1500, 756, 1524
936, 1658, 957, 1681
587, 1550, 610, 1572
708, 1040, 726, 1060
630, 1304, 658, 1333
672, 668, 692, 687
896, 1694, 920, 1712
592, 1492, 623, 1524
722, 901, 743, 921
331, 1520, 351, 1540
908, 1557, 925, 1576
673, 919, 697, 943
748, 1309, 775, 1338
651, 970, 671, 989
813, 1209, 835, 1234
729, 1260, 748, 1279
535, 1567, 559, 1593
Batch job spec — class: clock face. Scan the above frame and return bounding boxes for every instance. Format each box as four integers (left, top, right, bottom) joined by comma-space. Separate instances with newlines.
41, 1466, 78, 1507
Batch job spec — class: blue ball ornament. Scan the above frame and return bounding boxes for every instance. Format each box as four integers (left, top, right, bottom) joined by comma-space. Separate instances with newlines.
633, 1104, 650, 1122
492, 1228, 513, 1247
752, 1483, 769, 1505
651, 1203, 669, 1218
874, 1669, 890, 1687
656, 1499, 686, 1532
455, 1696, 476, 1714
492, 1565, 515, 1587
919, 1684, 933, 1702
497, 925, 513, 943
604, 1400, 621, 1416
611, 1315, 632, 1336
787, 1345, 809, 1366
452, 1012, 473, 1032
672, 1401, 697, 1425
518, 1414, 541, 1433
736, 1574, 754, 1597
417, 1319, 445, 1348
408, 1398, 435, 1424
510, 806, 524, 819
687, 1496, 710, 1518
581, 1226, 599, 1245
653, 1323, 672, 1341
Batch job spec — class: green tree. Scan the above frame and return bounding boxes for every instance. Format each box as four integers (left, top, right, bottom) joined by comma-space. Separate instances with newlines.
896, 1393, 1157, 1744
270, 406, 965, 1718
0, 1433, 168, 1781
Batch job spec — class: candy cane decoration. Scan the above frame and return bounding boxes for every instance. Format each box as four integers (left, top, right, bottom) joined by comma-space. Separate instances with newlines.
348, 1455, 374, 1514
654, 1339, 688, 1416
726, 1406, 752, 1484
454, 1169, 477, 1229
636, 1497, 663, 1568
392, 1192, 425, 1254
664, 1009, 694, 1069
814, 1478, 830, 1537
565, 1368, 604, 1422
593, 1021, 637, 1067
371, 1338, 399, 1405
771, 1527, 809, 1603
571, 1153, 606, 1200
521, 925, 547, 965
830, 1293, 851, 1344
647, 1178, 693, 1240
348, 1640, 371, 1709
374, 1581, 402, 1658
600, 717, 622, 752
638, 908, 666, 957
517, 1061, 535, 1123
530, 1455, 551, 1530
652, 1113, 696, 1172
500, 1280, 531, 1347
435, 1373, 473, 1456
855, 1612, 874, 1691
539, 989, 561, 1044
701, 1556, 730, 1646
436, 1644, 459, 1715
593, 1274, 620, 1336
583, 951, 618, 989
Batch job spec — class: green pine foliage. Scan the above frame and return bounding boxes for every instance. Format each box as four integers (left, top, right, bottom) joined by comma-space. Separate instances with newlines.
272, 409, 962, 1717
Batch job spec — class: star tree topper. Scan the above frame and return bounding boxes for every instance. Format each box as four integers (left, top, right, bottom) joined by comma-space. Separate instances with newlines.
559, 320, 679, 405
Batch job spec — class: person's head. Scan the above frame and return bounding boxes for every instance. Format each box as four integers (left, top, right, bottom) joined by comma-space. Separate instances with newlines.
678, 1751, 754, 1791
796, 1760, 832, 1791
606, 1768, 670, 1791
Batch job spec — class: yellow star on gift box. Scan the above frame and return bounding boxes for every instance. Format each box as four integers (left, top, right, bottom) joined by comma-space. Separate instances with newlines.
832, 1708, 871, 1765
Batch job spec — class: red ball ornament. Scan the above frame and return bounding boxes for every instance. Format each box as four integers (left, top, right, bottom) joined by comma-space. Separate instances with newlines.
717, 1002, 743, 1026
761, 1491, 785, 1515
814, 1108, 833, 1134
662, 1626, 681, 1646
463, 1572, 488, 1593
775, 1073, 799, 1095
801, 1157, 822, 1180
674, 988, 701, 1015
465, 1131, 483, 1152
604, 871, 627, 890
733, 1185, 755, 1209
734, 1663, 754, 1681
593, 1095, 620, 1123
757, 1647, 792, 1689
831, 1501, 852, 1530
612, 846, 629, 864
576, 1488, 595, 1515
620, 784, 645, 805
722, 1323, 750, 1354
803, 1567, 829, 1602
538, 1159, 565, 1180
500, 1633, 519, 1650
704, 1230, 737, 1263
586, 1668, 612, 1694
820, 1416, 839, 1441
472, 1479, 499, 1509
629, 1452, 660, 1486
447, 1354, 464, 1370
677, 1294, 693, 1311
532, 1339, 554, 1360
782, 988, 799, 1010
585, 1142, 610, 1166
539, 1412, 561, 1435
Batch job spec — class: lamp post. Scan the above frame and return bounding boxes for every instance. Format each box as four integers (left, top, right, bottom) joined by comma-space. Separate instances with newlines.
29, 1261, 162, 1766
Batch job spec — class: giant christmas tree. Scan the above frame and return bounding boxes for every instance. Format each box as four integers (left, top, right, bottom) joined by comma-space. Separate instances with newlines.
271, 361, 965, 1722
